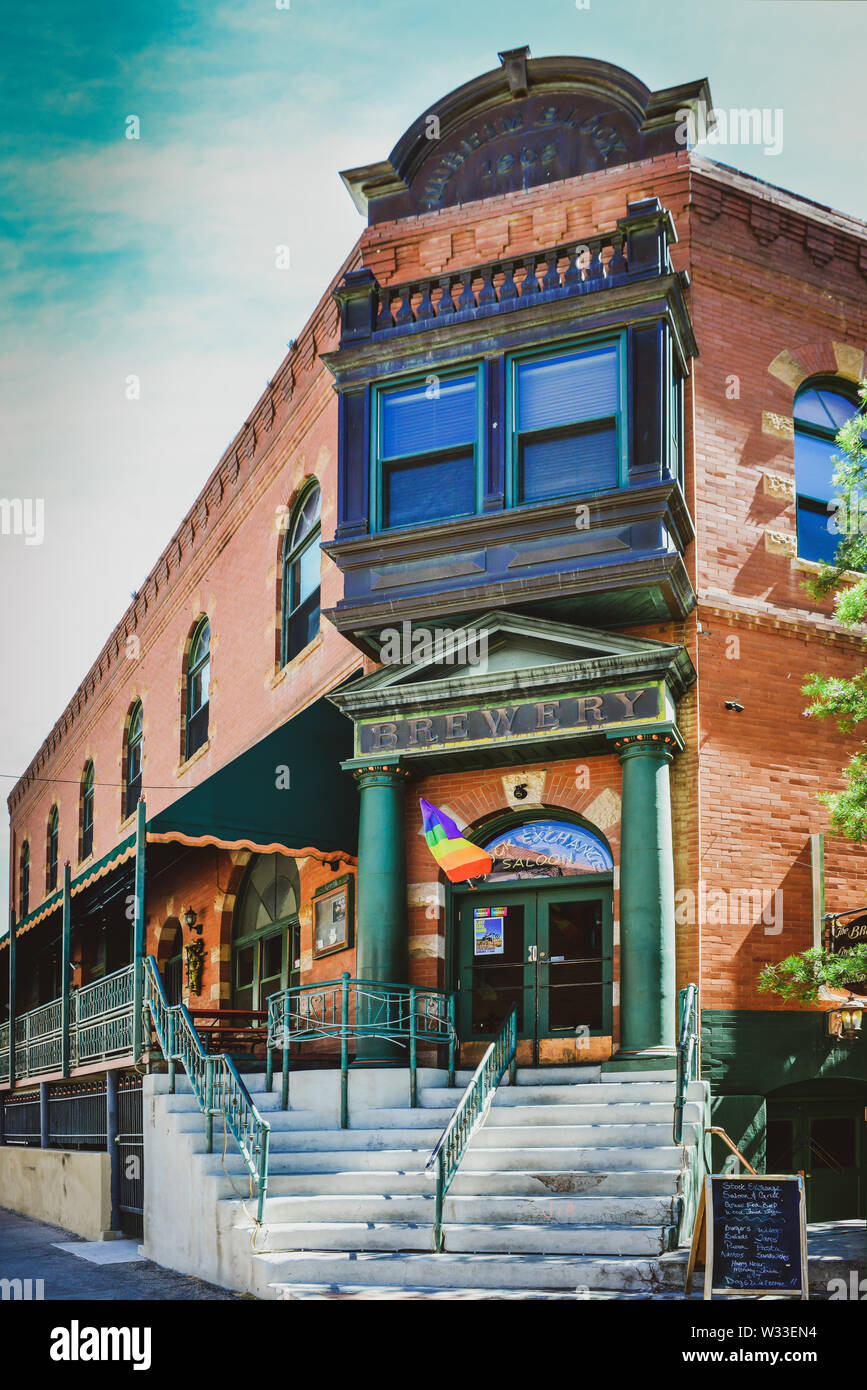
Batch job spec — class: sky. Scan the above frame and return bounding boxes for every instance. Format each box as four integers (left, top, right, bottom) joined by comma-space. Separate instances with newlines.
1, 0, 865, 915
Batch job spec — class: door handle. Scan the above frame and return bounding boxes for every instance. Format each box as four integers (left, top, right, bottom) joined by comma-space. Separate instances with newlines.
527, 945, 537, 962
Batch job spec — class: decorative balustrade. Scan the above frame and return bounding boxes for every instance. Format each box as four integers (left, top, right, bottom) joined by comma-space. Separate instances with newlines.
0, 964, 136, 1084
372, 234, 629, 338
267, 974, 457, 1125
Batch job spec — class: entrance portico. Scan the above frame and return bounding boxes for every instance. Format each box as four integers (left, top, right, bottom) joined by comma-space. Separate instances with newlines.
330, 609, 694, 1068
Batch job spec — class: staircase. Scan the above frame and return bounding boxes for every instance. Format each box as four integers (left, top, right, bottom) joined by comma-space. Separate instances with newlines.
145, 1065, 708, 1298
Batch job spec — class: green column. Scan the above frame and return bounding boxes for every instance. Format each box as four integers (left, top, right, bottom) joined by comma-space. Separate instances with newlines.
61, 863, 71, 1077
615, 734, 678, 1062
131, 799, 147, 1062
351, 762, 409, 1064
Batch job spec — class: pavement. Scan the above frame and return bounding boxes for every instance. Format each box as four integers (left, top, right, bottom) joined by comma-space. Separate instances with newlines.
0, 1207, 243, 1300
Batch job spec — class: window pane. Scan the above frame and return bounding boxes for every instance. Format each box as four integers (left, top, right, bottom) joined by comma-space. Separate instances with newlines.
520, 424, 618, 502
382, 377, 476, 459
384, 450, 475, 528
262, 933, 283, 981
290, 484, 321, 550
292, 538, 320, 608
236, 945, 254, 987
797, 500, 839, 564
518, 347, 618, 432
794, 387, 855, 432
795, 429, 839, 503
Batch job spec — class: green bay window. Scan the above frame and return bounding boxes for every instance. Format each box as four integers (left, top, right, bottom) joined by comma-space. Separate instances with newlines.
374, 371, 480, 530
508, 340, 625, 505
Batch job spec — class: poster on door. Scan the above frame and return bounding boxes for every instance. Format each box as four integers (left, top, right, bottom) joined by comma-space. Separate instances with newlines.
474, 907, 505, 955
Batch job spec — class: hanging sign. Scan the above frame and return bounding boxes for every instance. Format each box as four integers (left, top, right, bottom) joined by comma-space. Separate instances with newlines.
474, 907, 506, 955
685, 1175, 809, 1300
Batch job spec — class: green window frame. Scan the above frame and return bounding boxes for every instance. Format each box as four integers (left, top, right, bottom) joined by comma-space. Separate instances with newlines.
281, 481, 321, 665
794, 379, 862, 565
504, 334, 628, 508
46, 805, 59, 893
371, 364, 484, 532
185, 617, 210, 759
81, 760, 94, 861
19, 841, 30, 918
125, 702, 143, 819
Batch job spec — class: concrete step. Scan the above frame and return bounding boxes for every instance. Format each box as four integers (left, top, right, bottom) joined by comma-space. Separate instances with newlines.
455, 1067, 601, 1086
249, 1249, 686, 1297
244, 1192, 676, 1227
461, 1145, 683, 1171
420, 1081, 703, 1106
470, 1122, 696, 1149
241, 1220, 674, 1257
481, 1102, 702, 1126
208, 1166, 682, 1198
271, 1282, 693, 1301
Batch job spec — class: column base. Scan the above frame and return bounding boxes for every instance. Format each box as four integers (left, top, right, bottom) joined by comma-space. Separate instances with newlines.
603, 1046, 678, 1073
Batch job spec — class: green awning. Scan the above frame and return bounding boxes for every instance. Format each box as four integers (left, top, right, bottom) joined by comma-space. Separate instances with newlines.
147, 698, 358, 862
2, 833, 137, 945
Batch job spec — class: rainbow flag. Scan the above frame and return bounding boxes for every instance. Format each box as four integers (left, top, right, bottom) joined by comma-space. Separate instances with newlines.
420, 798, 493, 883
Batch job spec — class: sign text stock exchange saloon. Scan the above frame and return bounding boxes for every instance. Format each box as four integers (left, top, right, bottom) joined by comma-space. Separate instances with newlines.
359, 686, 660, 755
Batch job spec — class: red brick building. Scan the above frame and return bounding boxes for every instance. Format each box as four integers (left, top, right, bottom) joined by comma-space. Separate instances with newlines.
3, 49, 866, 1247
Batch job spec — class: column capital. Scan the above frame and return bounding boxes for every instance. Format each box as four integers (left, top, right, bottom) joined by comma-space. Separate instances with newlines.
347, 760, 411, 790
610, 729, 681, 763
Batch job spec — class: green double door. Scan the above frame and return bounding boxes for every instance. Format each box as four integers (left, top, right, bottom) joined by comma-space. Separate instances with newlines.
456, 883, 612, 1063
767, 1089, 866, 1222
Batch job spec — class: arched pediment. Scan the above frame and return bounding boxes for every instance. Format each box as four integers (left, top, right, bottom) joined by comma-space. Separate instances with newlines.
341, 47, 710, 223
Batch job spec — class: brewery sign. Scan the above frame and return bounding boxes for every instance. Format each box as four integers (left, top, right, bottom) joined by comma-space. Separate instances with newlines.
357, 682, 662, 757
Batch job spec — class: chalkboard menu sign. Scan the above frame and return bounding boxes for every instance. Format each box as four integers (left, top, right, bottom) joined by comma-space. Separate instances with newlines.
685, 1175, 808, 1300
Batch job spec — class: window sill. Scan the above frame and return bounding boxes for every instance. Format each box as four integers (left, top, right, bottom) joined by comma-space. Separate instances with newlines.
117, 810, 139, 835
793, 556, 862, 582
177, 740, 211, 778
271, 631, 324, 688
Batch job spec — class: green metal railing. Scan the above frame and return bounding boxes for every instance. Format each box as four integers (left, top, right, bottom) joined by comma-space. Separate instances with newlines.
0, 965, 135, 1084
142, 955, 271, 1223
426, 1004, 517, 1253
266, 973, 456, 1127
673, 982, 699, 1145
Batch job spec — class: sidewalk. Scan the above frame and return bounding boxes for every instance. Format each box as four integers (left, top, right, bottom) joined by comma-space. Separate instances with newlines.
0, 1207, 242, 1300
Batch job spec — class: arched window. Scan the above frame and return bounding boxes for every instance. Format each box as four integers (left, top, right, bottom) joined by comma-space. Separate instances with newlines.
795, 379, 860, 564
19, 841, 30, 918
81, 761, 94, 861
185, 618, 211, 759
281, 482, 321, 665
125, 702, 143, 818
46, 806, 59, 893
232, 853, 300, 1013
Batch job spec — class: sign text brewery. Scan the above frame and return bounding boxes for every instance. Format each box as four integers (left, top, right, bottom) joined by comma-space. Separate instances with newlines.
358, 685, 661, 755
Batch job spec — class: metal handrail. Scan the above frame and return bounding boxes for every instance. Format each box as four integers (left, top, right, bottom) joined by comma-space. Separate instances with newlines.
673, 982, 699, 1145
142, 955, 271, 1223
266, 973, 456, 1126
425, 1004, 517, 1254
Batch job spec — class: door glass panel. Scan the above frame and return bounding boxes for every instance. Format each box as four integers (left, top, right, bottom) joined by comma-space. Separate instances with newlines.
470, 904, 525, 1036
259, 932, 284, 1011
545, 900, 603, 1031
766, 1118, 794, 1173
810, 1116, 856, 1169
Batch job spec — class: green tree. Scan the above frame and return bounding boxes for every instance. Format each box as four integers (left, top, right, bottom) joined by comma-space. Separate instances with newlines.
802, 380, 867, 840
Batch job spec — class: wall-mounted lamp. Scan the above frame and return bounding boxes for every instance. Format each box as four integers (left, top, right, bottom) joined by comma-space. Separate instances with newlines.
183, 907, 202, 936
826, 1000, 864, 1043
513, 784, 528, 800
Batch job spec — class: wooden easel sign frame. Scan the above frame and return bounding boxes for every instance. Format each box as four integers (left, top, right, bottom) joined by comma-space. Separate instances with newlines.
685, 1174, 809, 1300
